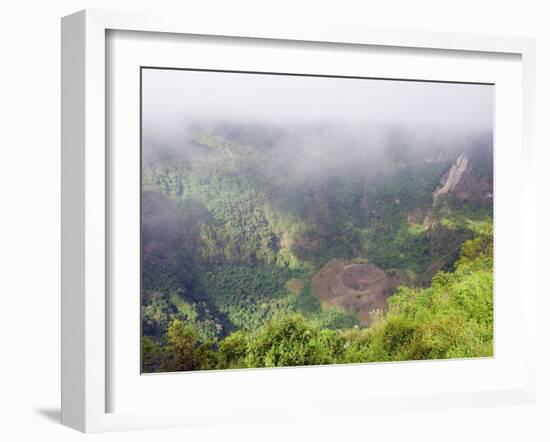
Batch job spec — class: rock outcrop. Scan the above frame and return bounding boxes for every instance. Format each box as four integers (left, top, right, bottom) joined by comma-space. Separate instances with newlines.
434, 151, 493, 205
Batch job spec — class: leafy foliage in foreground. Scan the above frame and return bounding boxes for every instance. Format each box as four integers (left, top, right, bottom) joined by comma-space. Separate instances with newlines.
142, 225, 493, 372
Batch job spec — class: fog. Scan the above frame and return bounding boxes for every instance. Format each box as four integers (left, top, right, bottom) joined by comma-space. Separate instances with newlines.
142, 68, 493, 136
141, 68, 493, 181
140, 67, 493, 265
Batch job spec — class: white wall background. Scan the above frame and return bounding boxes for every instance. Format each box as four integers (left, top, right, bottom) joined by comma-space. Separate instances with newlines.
0, 1, 547, 441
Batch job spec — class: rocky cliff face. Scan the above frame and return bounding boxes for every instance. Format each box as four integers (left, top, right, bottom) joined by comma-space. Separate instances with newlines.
434, 151, 493, 205
417, 149, 493, 283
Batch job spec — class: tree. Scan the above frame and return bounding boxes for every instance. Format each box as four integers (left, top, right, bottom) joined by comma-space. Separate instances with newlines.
141, 336, 163, 373
162, 320, 200, 371
245, 314, 341, 367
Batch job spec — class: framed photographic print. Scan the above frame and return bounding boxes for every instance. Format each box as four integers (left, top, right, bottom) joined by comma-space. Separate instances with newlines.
139, 67, 495, 373
61, 9, 537, 432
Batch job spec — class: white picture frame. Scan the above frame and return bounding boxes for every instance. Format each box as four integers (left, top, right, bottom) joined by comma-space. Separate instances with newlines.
61, 9, 537, 433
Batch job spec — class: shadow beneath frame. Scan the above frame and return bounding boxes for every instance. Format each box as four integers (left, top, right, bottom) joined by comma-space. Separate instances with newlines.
35, 407, 61, 423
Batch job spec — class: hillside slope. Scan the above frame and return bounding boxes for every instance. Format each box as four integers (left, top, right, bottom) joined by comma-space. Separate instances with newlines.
141, 122, 493, 370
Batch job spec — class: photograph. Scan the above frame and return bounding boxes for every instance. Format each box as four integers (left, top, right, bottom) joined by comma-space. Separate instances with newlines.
140, 68, 494, 373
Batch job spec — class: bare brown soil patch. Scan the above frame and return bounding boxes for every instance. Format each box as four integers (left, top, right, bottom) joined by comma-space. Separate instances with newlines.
312, 259, 411, 325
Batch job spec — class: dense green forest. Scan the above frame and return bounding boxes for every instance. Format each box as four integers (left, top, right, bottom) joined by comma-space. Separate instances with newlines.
141, 122, 493, 372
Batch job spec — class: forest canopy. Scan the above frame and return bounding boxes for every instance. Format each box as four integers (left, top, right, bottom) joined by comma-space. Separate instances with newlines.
140, 68, 494, 373
142, 222, 493, 372
140, 118, 493, 373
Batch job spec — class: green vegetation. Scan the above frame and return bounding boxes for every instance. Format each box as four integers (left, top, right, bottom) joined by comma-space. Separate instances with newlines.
142, 224, 493, 371
141, 123, 493, 372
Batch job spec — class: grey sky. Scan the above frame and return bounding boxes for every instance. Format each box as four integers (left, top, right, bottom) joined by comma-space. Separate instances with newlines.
142, 68, 493, 132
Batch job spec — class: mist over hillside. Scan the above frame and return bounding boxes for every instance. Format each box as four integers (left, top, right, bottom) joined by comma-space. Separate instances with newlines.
141, 119, 492, 359
140, 69, 493, 372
